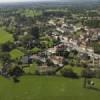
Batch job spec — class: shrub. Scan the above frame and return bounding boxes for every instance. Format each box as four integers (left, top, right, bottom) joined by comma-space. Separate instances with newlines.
0, 41, 15, 52
60, 68, 79, 78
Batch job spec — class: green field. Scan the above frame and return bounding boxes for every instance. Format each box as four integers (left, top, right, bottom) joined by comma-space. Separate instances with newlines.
10, 49, 24, 59
21, 9, 42, 17
0, 28, 13, 44
0, 76, 100, 100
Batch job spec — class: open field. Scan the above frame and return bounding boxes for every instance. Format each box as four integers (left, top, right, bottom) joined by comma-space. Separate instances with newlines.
0, 28, 13, 44
0, 76, 100, 100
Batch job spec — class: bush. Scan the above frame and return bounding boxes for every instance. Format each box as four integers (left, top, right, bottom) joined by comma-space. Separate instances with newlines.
60, 68, 79, 78
0, 41, 15, 52
35, 70, 40, 75
31, 47, 41, 54
9, 66, 24, 77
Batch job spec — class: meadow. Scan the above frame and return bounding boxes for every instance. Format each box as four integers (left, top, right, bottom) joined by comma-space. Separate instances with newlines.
0, 28, 13, 44
0, 76, 100, 100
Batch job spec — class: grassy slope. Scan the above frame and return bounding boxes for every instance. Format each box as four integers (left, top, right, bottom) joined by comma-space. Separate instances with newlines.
10, 49, 24, 59
0, 28, 13, 44
0, 76, 100, 100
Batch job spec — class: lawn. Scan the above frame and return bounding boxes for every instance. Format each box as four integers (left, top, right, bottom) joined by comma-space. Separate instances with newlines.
56, 65, 83, 76
64, 65, 83, 76
23, 62, 37, 74
10, 49, 24, 59
0, 76, 100, 100
0, 28, 13, 44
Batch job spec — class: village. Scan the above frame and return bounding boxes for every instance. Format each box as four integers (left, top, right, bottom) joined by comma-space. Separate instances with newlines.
28, 17, 100, 74
0, 1, 100, 100
0, 5, 100, 78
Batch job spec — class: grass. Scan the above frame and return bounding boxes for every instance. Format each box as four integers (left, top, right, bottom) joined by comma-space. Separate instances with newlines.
59, 65, 83, 76
31, 47, 41, 54
0, 76, 100, 100
10, 49, 24, 59
23, 62, 37, 74
21, 9, 42, 17
0, 28, 13, 44
72, 67, 83, 76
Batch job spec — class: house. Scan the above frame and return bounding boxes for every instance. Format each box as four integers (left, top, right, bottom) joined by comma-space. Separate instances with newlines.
48, 20, 56, 26
61, 23, 68, 28
36, 64, 56, 75
21, 55, 32, 64
23, 31, 28, 36
86, 47, 94, 53
48, 56, 64, 67
30, 55, 46, 64
56, 27, 64, 33
79, 53, 90, 60
47, 47, 57, 55
79, 44, 86, 52
61, 36, 68, 43
91, 34, 98, 41
52, 31, 60, 36
98, 33, 100, 40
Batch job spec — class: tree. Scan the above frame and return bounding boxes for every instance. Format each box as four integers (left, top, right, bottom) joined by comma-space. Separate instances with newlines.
31, 26, 40, 39
39, 36, 54, 49
0, 41, 15, 52
60, 68, 79, 78
9, 66, 23, 77
20, 34, 33, 49
0, 52, 11, 63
